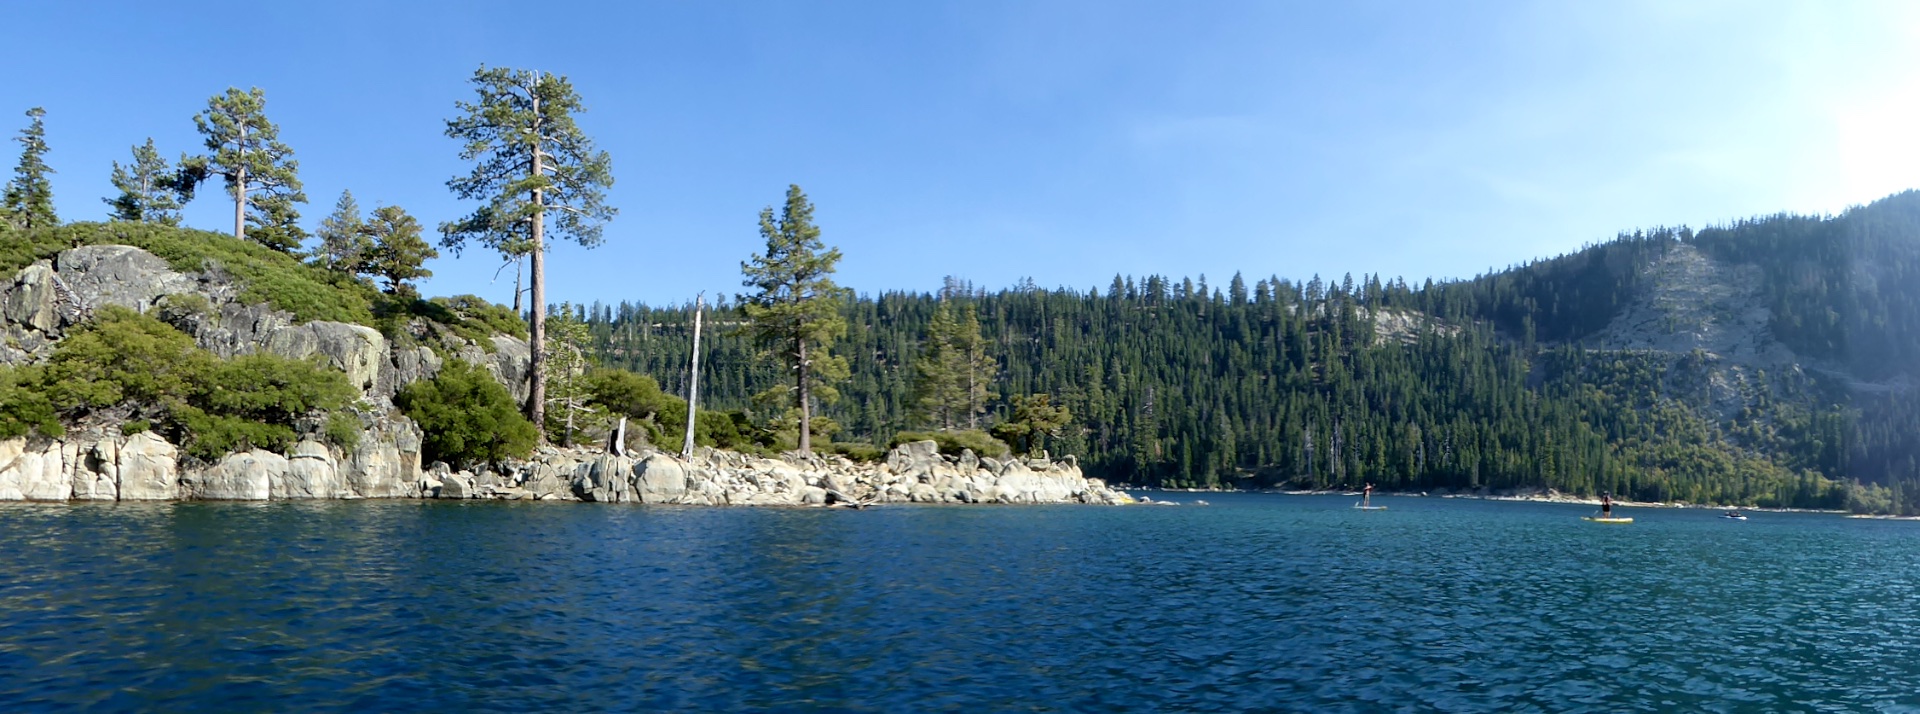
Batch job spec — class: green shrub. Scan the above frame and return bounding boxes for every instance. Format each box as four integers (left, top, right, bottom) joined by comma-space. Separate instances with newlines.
890, 429, 1011, 458
120, 420, 151, 436
197, 353, 358, 425
674, 407, 769, 453
176, 407, 297, 459
374, 294, 527, 353
821, 441, 885, 462
29, 307, 355, 457
42, 306, 208, 410
433, 294, 526, 339
577, 368, 770, 452
396, 359, 537, 466
989, 393, 1073, 457
584, 368, 673, 417
0, 364, 63, 439
156, 292, 212, 318
324, 412, 362, 451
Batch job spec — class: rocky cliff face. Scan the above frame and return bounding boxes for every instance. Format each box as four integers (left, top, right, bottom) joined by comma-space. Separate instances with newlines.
0, 245, 1124, 507
1, 244, 532, 408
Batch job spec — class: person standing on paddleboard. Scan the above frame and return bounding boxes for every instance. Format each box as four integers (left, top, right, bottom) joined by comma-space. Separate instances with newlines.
1601, 491, 1613, 518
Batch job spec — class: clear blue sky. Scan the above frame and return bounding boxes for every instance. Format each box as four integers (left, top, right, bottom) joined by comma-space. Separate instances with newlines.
5, 1, 1918, 307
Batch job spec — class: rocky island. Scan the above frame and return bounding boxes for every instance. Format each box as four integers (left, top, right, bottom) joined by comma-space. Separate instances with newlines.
0, 241, 1126, 506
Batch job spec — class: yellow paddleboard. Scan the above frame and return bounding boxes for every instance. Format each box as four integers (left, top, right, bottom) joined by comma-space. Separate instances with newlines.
1582, 516, 1633, 524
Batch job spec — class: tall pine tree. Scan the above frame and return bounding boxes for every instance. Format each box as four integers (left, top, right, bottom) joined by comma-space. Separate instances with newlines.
911, 302, 966, 429
739, 185, 847, 454
3, 107, 56, 230
442, 66, 616, 432
957, 308, 997, 429
188, 88, 306, 252
911, 301, 998, 430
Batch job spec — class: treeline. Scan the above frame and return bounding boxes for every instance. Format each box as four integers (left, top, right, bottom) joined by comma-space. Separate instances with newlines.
583, 277, 1841, 506
583, 192, 1920, 514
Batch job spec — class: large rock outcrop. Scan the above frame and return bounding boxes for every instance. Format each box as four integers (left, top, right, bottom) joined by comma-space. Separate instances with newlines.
1, 244, 532, 404
340, 415, 423, 498
277, 440, 343, 499
118, 432, 181, 500
187, 450, 283, 500
0, 437, 71, 501
265, 322, 386, 393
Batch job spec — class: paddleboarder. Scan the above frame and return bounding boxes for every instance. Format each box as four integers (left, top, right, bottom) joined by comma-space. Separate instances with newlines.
1600, 491, 1613, 518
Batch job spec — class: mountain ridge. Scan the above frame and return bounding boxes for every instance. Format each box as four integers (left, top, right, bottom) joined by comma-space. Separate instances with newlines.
587, 190, 1920, 513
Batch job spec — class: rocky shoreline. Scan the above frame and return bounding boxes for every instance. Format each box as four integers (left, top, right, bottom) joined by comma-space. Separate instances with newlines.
0, 243, 1127, 508
0, 433, 1131, 507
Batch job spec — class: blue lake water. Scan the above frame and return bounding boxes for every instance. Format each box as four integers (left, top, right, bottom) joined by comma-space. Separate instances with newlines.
3, 494, 1919, 712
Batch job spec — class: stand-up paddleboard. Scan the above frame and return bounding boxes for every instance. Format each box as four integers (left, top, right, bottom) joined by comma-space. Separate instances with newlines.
1586, 491, 1628, 523
1354, 489, 1386, 511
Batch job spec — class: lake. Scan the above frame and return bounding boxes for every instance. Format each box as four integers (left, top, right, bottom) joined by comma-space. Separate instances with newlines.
2, 494, 1918, 711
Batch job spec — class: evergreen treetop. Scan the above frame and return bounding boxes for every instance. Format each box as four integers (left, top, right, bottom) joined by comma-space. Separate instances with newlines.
187, 87, 307, 252
3, 107, 57, 230
314, 189, 369, 273
363, 205, 436, 296
104, 138, 183, 226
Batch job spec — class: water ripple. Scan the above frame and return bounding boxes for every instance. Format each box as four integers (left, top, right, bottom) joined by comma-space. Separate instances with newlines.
3, 497, 1920, 711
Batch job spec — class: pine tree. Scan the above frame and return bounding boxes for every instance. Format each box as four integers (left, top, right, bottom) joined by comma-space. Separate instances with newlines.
3, 107, 56, 230
187, 88, 307, 252
739, 184, 847, 454
442, 66, 616, 433
992, 393, 1072, 457
544, 302, 596, 446
363, 205, 436, 297
957, 308, 997, 429
314, 190, 369, 273
104, 138, 183, 225
911, 302, 966, 429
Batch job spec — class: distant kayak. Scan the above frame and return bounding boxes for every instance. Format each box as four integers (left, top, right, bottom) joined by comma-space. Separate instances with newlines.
1582, 516, 1634, 524
1722, 513, 1748, 520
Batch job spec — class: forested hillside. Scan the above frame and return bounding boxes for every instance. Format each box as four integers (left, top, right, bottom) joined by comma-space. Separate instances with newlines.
584, 191, 1920, 514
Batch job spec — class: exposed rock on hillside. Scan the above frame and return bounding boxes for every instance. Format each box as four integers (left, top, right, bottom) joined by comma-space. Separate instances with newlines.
1371, 307, 1457, 344
1590, 243, 1796, 370
1, 244, 532, 408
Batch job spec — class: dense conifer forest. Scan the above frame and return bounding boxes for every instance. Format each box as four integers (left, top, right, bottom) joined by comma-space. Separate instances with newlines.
583, 191, 1920, 514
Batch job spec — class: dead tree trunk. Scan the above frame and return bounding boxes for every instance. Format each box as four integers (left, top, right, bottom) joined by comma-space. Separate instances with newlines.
682, 293, 704, 459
